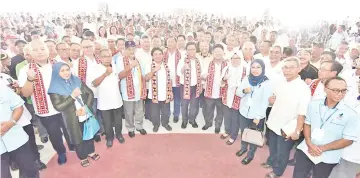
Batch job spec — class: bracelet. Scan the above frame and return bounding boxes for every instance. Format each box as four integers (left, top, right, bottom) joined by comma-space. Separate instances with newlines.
27, 77, 34, 82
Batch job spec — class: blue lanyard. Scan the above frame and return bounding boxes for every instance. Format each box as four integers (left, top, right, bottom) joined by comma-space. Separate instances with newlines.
319, 104, 338, 129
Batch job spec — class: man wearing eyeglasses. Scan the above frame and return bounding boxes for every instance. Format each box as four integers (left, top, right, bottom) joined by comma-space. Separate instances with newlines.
293, 77, 359, 178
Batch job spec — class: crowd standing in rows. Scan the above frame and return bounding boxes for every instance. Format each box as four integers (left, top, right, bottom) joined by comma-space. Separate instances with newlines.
1, 12, 360, 178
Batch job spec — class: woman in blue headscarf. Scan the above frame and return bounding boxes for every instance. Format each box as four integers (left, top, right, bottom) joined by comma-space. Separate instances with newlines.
48, 62, 100, 167
235, 59, 273, 165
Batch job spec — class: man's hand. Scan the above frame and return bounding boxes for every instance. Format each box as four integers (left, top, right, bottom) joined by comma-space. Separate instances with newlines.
253, 119, 260, 125
268, 95, 276, 105
201, 73, 208, 80
131, 60, 139, 68
243, 87, 252, 94
27, 68, 37, 81
286, 132, 300, 141
307, 142, 323, 157
0, 121, 15, 136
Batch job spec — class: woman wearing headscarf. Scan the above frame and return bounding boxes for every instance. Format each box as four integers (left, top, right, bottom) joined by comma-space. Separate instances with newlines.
48, 62, 100, 167
235, 59, 272, 165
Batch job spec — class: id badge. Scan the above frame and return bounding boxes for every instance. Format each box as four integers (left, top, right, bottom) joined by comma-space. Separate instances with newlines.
312, 128, 324, 140
247, 98, 253, 106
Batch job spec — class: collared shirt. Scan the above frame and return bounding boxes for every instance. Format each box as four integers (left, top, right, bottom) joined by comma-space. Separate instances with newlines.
18, 63, 60, 117
116, 57, 143, 101
202, 61, 222, 98
267, 76, 311, 135
236, 78, 273, 119
221, 65, 243, 108
167, 50, 181, 87
72, 56, 101, 98
299, 63, 318, 81
15, 60, 32, 105
177, 58, 201, 86
0, 74, 31, 127
135, 48, 152, 89
145, 62, 167, 101
297, 99, 359, 164
93, 64, 123, 110
0, 85, 29, 154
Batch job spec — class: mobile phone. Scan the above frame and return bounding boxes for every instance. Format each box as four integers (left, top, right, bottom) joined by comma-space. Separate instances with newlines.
7, 78, 13, 84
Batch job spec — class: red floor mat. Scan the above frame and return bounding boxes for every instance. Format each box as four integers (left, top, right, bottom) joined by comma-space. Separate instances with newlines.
41, 134, 296, 178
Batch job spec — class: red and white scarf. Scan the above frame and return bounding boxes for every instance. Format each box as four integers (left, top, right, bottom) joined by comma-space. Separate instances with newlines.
310, 79, 321, 96
151, 62, 172, 103
204, 61, 227, 98
123, 57, 147, 100
78, 55, 101, 83
221, 67, 241, 110
183, 58, 202, 99
29, 59, 55, 114
163, 49, 181, 86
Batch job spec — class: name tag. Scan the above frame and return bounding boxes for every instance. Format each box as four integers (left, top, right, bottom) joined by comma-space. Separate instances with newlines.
312, 128, 324, 140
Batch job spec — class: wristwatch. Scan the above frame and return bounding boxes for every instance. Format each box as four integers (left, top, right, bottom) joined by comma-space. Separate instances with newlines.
10, 119, 17, 125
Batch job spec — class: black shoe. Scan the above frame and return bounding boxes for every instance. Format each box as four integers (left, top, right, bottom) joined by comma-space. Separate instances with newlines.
153, 126, 160, 133
68, 145, 76, 152
214, 128, 220, 134
10, 162, 19, 171
226, 139, 235, 145
94, 135, 101, 142
57, 153, 67, 165
128, 131, 135, 138
136, 129, 147, 135
287, 158, 296, 166
41, 136, 48, 143
202, 125, 211, 130
163, 124, 172, 131
260, 162, 272, 169
36, 160, 47, 170
241, 156, 253, 165
174, 116, 179, 123
189, 121, 198, 128
181, 121, 187, 129
37, 145, 44, 151
235, 149, 247, 157
106, 140, 113, 148
116, 135, 125, 144
220, 134, 229, 140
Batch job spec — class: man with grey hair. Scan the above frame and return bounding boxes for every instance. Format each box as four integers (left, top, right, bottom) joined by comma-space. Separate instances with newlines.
262, 57, 311, 178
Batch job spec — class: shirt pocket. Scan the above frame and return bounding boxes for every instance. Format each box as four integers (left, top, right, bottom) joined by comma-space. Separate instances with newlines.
330, 118, 346, 127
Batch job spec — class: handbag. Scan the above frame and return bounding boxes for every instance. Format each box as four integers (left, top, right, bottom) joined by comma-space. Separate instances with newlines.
82, 106, 100, 140
75, 97, 100, 140
241, 120, 267, 147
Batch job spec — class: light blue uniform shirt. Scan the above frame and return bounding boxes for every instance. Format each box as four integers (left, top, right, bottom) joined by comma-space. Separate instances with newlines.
236, 78, 273, 119
113, 54, 143, 101
297, 98, 359, 164
0, 85, 29, 155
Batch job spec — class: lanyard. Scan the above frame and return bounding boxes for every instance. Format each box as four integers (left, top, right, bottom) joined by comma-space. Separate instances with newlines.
319, 103, 338, 129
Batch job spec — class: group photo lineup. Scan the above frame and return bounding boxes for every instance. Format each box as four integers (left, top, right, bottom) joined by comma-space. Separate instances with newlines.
1, 1, 360, 178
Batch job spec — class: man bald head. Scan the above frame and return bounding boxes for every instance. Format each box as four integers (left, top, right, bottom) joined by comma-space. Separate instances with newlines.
242, 41, 255, 59
29, 39, 49, 63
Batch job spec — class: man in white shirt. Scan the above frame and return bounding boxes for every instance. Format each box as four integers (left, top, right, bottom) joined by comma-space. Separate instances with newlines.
117, 41, 147, 138
263, 57, 311, 178
144, 47, 173, 132
177, 42, 202, 129
135, 35, 152, 121
92, 49, 125, 148
19, 39, 70, 165
254, 40, 271, 63
201, 44, 225, 133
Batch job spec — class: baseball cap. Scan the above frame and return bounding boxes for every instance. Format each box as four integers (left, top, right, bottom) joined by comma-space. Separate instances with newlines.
125, 41, 136, 48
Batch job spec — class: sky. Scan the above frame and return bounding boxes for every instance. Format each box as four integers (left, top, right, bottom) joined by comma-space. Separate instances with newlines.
4, 0, 360, 27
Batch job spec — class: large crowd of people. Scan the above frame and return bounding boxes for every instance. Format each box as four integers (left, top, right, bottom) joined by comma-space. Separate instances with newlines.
0, 11, 360, 178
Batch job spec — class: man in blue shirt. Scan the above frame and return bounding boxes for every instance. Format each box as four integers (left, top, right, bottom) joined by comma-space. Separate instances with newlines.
0, 84, 39, 178
293, 76, 359, 178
